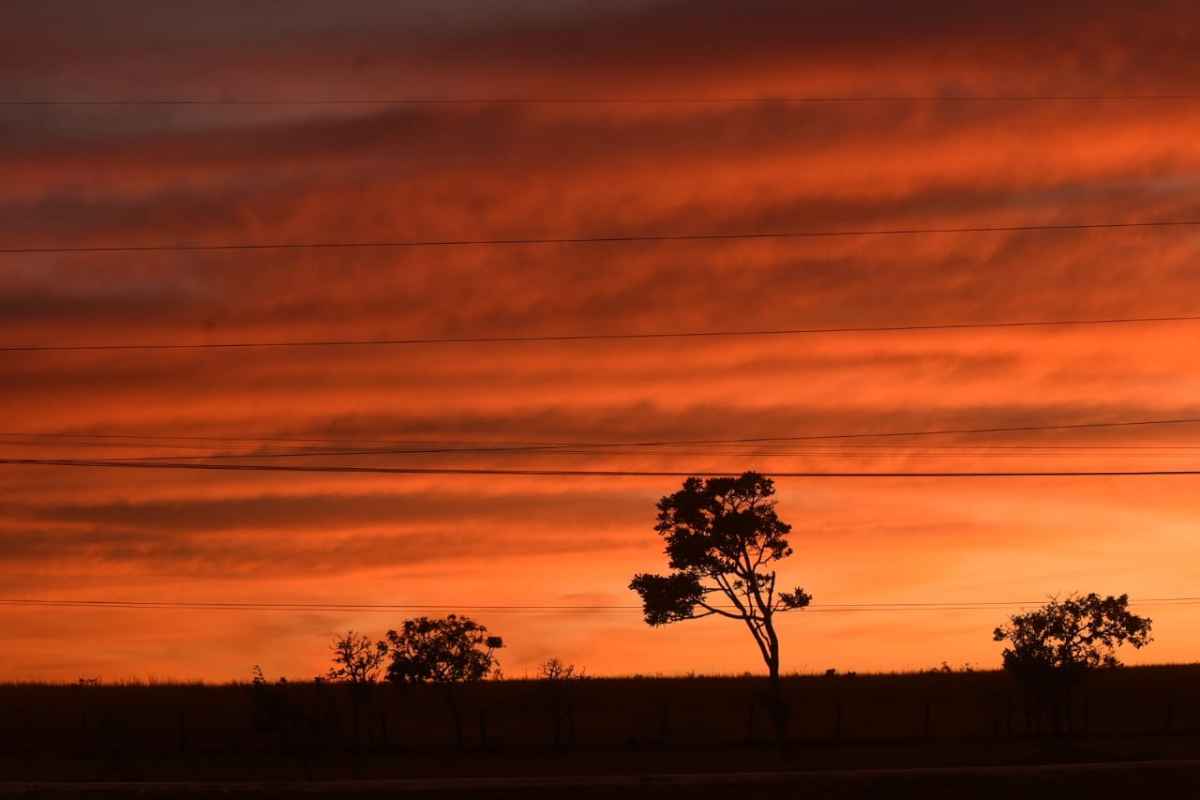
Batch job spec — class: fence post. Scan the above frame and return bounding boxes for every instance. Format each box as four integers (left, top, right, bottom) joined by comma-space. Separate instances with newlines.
551, 699, 562, 751
833, 700, 843, 742
478, 708, 489, 751
79, 710, 90, 759
177, 710, 188, 756
566, 702, 576, 750
744, 701, 756, 746
922, 700, 932, 740
309, 707, 324, 765
24, 710, 35, 771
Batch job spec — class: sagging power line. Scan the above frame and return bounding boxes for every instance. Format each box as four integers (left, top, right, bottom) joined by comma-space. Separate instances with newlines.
3, 597, 1200, 614
7, 94, 1200, 106
4, 416, 1200, 455
3, 219, 1199, 256
7, 314, 1200, 353
3, 457, 1200, 478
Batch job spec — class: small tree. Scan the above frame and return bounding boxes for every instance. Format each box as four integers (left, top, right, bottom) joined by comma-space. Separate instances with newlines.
538, 658, 585, 750
629, 472, 810, 745
993, 593, 1152, 733
538, 658, 583, 681
384, 615, 503, 750
329, 630, 388, 685
328, 630, 388, 751
249, 665, 288, 735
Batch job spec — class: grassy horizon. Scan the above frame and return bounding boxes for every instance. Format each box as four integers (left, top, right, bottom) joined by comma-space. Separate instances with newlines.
5, 661, 1200, 687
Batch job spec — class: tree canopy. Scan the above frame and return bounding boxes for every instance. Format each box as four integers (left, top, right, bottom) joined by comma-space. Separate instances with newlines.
993, 593, 1152, 681
384, 615, 504, 685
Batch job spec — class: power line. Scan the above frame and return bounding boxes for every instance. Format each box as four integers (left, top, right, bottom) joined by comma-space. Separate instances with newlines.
96, 445, 1200, 463
9, 437, 1200, 456
7, 314, 1199, 353
6, 95, 1200, 107
12, 443, 1200, 465
3, 219, 1199, 256
77, 440, 1200, 464
3, 416, 1200, 455
3, 457, 1200, 478
2, 597, 1198, 614
0, 431, 550, 448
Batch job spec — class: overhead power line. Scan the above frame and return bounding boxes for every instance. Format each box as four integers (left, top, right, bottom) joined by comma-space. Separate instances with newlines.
0, 431, 559, 448
3, 219, 1199, 256
7, 439, 1200, 458
12, 443, 1200, 466
3, 457, 1200, 478
6, 314, 1200, 353
3, 597, 1198, 614
3, 416, 1200, 455
97, 444, 1200, 463
6, 95, 1200, 107
8, 433, 1200, 455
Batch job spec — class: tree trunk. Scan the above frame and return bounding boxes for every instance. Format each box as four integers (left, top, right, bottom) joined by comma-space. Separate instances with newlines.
351, 693, 361, 754
445, 686, 465, 752
765, 642, 789, 752
551, 696, 562, 751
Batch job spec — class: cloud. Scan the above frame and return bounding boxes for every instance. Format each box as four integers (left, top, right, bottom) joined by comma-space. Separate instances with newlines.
4, 0, 1200, 679
10, 488, 649, 534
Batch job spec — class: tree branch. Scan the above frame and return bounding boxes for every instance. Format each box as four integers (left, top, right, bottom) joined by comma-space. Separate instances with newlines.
738, 541, 771, 621
695, 600, 743, 620
714, 572, 750, 618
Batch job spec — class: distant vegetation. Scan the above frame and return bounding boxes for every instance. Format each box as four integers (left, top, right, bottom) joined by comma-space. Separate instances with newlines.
0, 473, 1173, 782
3, 666, 1199, 782
994, 592, 1153, 733
272, 475, 1156, 762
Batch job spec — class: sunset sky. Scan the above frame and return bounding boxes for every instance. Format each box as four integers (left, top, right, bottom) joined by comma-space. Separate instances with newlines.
3, 1, 1200, 682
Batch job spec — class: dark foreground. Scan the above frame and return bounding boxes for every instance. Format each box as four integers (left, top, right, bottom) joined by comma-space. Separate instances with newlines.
5, 760, 1200, 799
4, 666, 1200, 796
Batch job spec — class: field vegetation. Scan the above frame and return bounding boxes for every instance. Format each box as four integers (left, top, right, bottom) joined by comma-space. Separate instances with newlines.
3, 664, 1199, 782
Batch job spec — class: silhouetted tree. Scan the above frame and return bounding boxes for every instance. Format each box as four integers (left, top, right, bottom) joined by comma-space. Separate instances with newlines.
329, 630, 388, 685
249, 665, 289, 741
538, 658, 584, 750
629, 472, 810, 746
993, 593, 1152, 734
538, 658, 583, 681
328, 631, 388, 752
384, 615, 503, 750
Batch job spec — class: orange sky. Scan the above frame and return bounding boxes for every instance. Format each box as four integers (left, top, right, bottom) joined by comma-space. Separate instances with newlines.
3, 0, 1200, 681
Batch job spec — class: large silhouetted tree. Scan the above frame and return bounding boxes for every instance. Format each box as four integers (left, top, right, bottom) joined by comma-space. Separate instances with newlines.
993, 593, 1152, 733
629, 472, 810, 744
384, 615, 503, 750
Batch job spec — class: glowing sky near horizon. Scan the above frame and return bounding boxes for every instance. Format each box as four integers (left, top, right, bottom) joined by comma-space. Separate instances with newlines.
3, 0, 1200, 681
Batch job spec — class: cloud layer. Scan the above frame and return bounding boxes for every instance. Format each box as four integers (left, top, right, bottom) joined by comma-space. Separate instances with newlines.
3, 0, 1200, 679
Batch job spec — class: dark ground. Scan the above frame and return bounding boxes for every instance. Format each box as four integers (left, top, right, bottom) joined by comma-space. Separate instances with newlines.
6, 761, 1200, 799
2, 665, 1198, 796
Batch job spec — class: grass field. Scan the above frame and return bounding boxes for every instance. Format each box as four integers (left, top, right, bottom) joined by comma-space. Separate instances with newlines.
8, 762, 1200, 799
2, 665, 1198, 782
